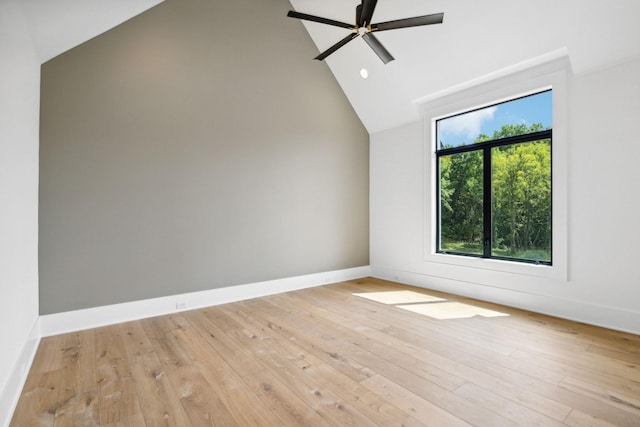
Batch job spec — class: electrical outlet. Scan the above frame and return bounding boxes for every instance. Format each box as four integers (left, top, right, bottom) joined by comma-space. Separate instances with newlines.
175, 301, 187, 310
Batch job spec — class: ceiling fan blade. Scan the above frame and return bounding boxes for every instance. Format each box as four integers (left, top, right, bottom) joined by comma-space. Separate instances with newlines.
362, 32, 394, 64
315, 33, 360, 61
358, 0, 378, 27
371, 12, 444, 32
356, 4, 363, 27
287, 11, 354, 29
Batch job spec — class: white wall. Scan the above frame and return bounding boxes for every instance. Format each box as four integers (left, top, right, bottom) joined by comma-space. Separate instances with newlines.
0, 0, 41, 423
370, 56, 640, 334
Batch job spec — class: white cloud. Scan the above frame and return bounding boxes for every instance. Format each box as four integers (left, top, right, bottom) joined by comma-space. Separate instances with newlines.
440, 106, 498, 141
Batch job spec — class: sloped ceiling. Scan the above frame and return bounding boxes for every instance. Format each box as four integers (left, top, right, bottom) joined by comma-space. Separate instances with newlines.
20, 0, 640, 134
22, 0, 164, 63
289, 0, 640, 133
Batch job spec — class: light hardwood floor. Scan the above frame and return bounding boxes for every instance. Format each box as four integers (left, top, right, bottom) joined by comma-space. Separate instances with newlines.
11, 278, 640, 426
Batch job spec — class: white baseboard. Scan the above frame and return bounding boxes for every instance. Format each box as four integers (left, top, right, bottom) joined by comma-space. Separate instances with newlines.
0, 318, 41, 427
371, 266, 640, 336
40, 266, 371, 337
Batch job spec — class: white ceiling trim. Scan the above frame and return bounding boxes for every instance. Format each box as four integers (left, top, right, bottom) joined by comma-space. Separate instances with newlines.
413, 47, 571, 108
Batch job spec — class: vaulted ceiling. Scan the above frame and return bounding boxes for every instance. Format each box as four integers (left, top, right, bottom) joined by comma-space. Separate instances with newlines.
289, 0, 640, 133
21, 0, 640, 134
21, 0, 163, 63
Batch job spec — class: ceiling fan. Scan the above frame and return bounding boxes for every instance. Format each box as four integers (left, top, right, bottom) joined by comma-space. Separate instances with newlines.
287, 0, 444, 64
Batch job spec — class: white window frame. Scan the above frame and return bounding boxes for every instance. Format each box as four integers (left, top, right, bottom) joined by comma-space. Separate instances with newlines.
417, 51, 570, 282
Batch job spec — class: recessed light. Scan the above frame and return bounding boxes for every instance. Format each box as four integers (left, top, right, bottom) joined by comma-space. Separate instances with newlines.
360, 68, 369, 79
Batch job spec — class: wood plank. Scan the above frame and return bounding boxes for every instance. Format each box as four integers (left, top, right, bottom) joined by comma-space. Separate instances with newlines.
94, 325, 141, 425
10, 369, 62, 426
169, 363, 239, 426
28, 334, 67, 374
240, 368, 333, 427
360, 374, 472, 427
453, 382, 566, 427
118, 320, 154, 360
564, 409, 621, 427
560, 375, 640, 417
53, 391, 99, 427
130, 351, 192, 426
102, 412, 147, 427
587, 343, 640, 366
54, 329, 100, 426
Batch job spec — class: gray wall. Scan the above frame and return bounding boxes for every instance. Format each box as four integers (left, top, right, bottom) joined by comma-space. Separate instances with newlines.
39, 0, 369, 314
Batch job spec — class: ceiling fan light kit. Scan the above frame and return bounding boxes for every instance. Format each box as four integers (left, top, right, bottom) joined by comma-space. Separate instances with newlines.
287, 0, 444, 64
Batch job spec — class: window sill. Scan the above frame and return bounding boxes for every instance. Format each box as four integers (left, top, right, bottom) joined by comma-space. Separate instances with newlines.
425, 250, 567, 282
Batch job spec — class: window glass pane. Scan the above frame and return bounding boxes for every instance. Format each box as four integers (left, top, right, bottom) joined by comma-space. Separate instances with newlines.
491, 139, 551, 263
437, 90, 552, 149
439, 150, 483, 255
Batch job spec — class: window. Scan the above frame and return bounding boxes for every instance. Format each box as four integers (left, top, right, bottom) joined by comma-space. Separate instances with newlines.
436, 90, 552, 265
419, 51, 568, 281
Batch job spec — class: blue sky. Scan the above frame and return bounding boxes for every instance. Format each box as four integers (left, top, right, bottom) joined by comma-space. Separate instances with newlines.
437, 90, 552, 147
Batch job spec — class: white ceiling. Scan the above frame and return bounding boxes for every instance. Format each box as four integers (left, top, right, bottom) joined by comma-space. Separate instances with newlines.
21, 0, 164, 63
289, 0, 640, 133
19, 0, 640, 134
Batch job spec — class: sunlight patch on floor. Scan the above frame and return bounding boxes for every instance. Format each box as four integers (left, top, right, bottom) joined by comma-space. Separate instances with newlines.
397, 302, 509, 320
354, 290, 510, 320
353, 290, 445, 305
